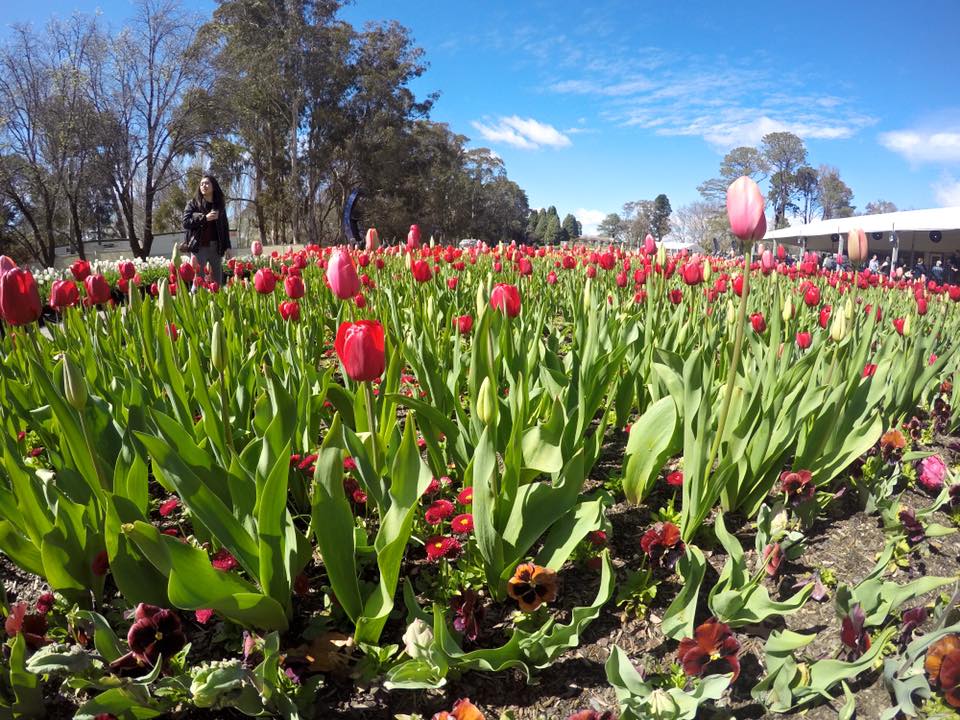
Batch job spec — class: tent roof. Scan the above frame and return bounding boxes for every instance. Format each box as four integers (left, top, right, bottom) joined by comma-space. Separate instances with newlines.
764, 207, 960, 240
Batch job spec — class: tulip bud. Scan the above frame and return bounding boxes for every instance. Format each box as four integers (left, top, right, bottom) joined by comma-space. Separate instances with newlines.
158, 279, 173, 321
844, 297, 854, 322
782, 297, 793, 324
477, 376, 498, 426
725, 301, 736, 326
647, 688, 680, 716
702, 261, 712, 283
902, 315, 911, 337
63, 356, 87, 411
830, 312, 846, 342
656, 243, 667, 267
401, 619, 434, 661
171, 243, 181, 267
212, 320, 226, 372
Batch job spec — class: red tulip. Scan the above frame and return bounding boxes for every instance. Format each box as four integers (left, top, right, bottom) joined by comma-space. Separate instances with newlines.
726, 176, 767, 242
447, 276, 459, 290
326, 249, 360, 299
819, 305, 832, 329
803, 285, 820, 306
411, 259, 433, 283
0, 255, 16, 276
750, 312, 767, 333
796, 331, 812, 349
454, 314, 473, 334
354, 293, 366, 309
917, 297, 928, 316
335, 320, 386, 382
284, 275, 305, 299
178, 262, 195, 284
680, 262, 703, 286
117, 261, 136, 280
489, 283, 521, 318
49, 280, 80, 310
70, 259, 91, 282
278, 300, 300, 321
254, 268, 277, 294
893, 317, 905, 335
84, 274, 112, 306
547, 271, 558, 285
846, 228, 868, 264
0, 268, 42, 325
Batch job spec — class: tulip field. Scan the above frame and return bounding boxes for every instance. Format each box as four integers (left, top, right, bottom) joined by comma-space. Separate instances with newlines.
2, 182, 960, 719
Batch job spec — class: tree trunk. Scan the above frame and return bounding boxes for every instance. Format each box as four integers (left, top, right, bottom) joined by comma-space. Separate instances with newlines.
254, 164, 268, 246
68, 194, 86, 260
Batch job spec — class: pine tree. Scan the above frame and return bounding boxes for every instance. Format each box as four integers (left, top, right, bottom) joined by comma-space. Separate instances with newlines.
562, 213, 580, 239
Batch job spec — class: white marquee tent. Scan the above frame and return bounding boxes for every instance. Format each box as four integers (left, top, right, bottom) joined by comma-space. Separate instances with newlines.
762, 207, 960, 268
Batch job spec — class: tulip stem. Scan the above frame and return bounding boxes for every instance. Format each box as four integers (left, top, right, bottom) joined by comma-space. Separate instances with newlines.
220, 369, 234, 451
703, 243, 752, 492
363, 381, 379, 471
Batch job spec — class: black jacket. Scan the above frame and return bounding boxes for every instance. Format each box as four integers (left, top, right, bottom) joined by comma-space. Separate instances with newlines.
182, 198, 231, 255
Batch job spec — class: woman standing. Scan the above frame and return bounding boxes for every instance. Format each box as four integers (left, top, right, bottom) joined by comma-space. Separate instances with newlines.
182, 175, 230, 284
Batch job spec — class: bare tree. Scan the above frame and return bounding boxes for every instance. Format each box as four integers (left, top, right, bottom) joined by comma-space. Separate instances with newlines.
94, 0, 216, 258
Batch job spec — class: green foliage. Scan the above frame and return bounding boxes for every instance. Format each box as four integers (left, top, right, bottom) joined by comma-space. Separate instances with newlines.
606, 646, 731, 720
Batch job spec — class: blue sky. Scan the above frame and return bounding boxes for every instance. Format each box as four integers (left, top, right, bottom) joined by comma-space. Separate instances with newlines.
7, 0, 960, 233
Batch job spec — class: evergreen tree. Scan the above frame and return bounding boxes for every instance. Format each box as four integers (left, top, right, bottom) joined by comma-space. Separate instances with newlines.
561, 213, 580, 239
651, 194, 672, 240
533, 209, 550, 241
543, 214, 564, 245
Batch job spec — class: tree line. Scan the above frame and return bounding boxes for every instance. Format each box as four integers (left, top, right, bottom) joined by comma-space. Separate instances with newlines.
0, 0, 533, 264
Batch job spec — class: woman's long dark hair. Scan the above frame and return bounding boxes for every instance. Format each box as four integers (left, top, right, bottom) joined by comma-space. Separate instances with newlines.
195, 174, 226, 210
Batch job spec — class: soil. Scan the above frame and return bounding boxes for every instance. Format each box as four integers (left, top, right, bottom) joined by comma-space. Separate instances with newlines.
5, 428, 960, 720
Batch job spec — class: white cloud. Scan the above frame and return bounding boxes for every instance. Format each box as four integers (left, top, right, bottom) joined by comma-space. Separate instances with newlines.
934, 175, 960, 206
471, 116, 572, 150
880, 130, 960, 164
574, 208, 606, 236
549, 57, 875, 150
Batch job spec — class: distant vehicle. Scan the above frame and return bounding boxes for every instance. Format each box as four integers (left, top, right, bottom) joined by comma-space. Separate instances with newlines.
459, 238, 480, 248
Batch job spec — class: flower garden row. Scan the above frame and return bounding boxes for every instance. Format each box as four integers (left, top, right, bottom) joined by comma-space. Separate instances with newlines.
0, 178, 959, 719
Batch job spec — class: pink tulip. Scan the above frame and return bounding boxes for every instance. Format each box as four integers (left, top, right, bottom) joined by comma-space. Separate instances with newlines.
251, 241, 263, 257
365, 228, 380, 252
726, 176, 767, 242
407, 224, 421, 249
643, 234, 657, 255
760, 250, 775, 273
846, 228, 868, 264
326, 249, 361, 300
0, 255, 17, 277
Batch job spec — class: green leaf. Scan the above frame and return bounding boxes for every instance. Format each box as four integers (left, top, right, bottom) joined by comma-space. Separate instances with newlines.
134, 428, 260, 580
355, 417, 432, 644
310, 415, 362, 623
257, 441, 293, 617
622, 396, 679, 504
661, 544, 705, 640
124, 521, 287, 630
